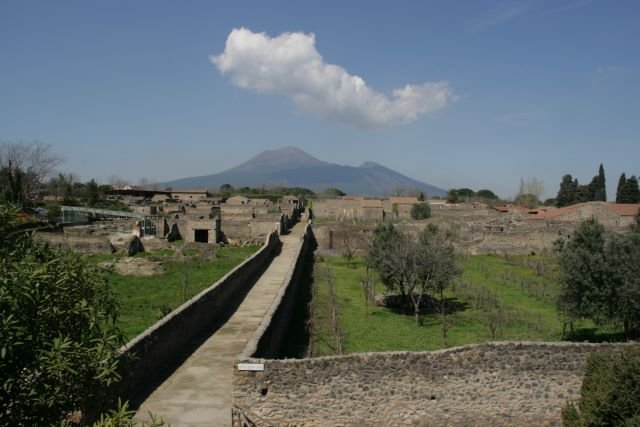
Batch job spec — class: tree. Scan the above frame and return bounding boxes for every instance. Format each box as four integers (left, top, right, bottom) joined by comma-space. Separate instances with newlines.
366, 223, 460, 327
0, 141, 63, 197
562, 346, 640, 426
336, 223, 361, 268
86, 179, 100, 207
418, 225, 461, 340
557, 217, 640, 336
620, 175, 640, 203
605, 232, 640, 335
516, 177, 544, 206
107, 175, 129, 190
514, 193, 540, 208
557, 218, 609, 325
616, 173, 627, 203
410, 203, 432, 220
556, 174, 580, 207
0, 204, 126, 425
594, 164, 606, 202
320, 187, 346, 198
418, 191, 426, 201
476, 189, 498, 200
447, 189, 460, 204
366, 223, 410, 301
0, 163, 26, 206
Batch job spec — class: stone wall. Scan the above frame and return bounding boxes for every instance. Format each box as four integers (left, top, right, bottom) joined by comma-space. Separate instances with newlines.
311, 199, 359, 220
239, 223, 315, 360
117, 229, 281, 403
232, 341, 631, 426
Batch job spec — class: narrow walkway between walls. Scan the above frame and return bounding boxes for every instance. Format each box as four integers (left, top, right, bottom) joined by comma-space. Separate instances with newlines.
135, 222, 307, 426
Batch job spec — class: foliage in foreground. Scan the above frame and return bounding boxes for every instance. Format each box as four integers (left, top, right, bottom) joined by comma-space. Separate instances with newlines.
0, 204, 126, 425
562, 346, 640, 426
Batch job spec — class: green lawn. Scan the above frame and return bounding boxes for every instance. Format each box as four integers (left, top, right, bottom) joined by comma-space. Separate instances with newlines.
309, 254, 619, 356
87, 244, 259, 340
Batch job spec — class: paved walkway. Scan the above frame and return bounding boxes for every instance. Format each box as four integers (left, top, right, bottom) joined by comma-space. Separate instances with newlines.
135, 223, 305, 426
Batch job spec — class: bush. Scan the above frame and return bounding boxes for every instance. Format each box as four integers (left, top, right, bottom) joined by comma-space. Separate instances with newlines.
410, 203, 431, 220
0, 204, 126, 425
562, 346, 640, 426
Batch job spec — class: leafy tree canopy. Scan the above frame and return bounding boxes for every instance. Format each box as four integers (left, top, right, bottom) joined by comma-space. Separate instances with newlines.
0, 204, 126, 425
557, 217, 640, 335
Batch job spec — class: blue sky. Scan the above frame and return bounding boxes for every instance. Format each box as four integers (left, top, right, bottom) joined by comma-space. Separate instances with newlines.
1, 0, 638, 199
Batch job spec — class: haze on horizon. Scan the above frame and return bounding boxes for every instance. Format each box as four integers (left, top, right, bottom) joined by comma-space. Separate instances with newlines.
1, 0, 639, 200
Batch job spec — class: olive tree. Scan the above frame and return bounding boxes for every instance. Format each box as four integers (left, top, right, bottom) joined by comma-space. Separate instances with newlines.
557, 217, 640, 336
366, 223, 460, 327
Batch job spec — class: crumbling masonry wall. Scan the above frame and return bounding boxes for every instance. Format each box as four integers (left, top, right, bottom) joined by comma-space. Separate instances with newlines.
232, 341, 631, 426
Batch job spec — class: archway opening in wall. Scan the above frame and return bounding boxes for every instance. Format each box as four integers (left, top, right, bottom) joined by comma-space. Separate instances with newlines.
194, 229, 209, 243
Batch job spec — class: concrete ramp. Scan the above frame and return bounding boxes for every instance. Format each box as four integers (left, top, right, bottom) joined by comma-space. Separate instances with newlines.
135, 222, 306, 426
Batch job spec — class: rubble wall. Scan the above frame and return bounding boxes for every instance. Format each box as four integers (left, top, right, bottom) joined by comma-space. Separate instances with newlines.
232, 342, 630, 426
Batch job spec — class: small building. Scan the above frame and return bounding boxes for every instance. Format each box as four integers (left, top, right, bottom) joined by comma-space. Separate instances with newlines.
360, 199, 384, 221
389, 197, 419, 219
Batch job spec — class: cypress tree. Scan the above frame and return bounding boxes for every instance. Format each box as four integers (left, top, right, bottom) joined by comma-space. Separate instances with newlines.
556, 175, 578, 207
625, 175, 640, 203
616, 173, 627, 203
596, 163, 606, 201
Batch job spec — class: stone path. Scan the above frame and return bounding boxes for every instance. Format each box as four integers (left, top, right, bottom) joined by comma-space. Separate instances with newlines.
135, 223, 305, 426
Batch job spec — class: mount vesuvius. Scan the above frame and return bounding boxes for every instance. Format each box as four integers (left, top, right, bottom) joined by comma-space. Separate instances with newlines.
157, 147, 446, 197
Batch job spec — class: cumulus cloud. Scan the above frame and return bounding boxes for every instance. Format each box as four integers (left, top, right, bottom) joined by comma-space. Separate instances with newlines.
211, 28, 457, 130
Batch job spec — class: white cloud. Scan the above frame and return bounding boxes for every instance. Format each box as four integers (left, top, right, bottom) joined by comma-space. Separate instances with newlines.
211, 28, 457, 130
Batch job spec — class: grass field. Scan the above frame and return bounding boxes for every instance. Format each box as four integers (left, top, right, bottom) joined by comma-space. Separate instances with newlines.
308, 254, 619, 356
87, 244, 259, 340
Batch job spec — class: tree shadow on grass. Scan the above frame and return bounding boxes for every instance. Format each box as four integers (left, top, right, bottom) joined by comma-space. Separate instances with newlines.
566, 328, 638, 343
383, 294, 470, 318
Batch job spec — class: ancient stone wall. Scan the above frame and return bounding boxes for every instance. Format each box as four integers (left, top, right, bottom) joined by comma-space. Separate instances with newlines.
240, 223, 315, 360
232, 342, 631, 426
311, 199, 359, 220
117, 230, 281, 403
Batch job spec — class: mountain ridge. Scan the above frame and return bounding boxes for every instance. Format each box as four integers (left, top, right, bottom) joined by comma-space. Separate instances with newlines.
157, 147, 446, 197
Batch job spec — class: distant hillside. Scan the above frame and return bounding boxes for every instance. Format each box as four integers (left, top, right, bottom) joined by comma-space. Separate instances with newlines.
157, 146, 446, 197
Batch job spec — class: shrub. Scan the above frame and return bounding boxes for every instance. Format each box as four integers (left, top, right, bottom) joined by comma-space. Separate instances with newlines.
410, 203, 431, 220
562, 346, 640, 426
0, 204, 126, 425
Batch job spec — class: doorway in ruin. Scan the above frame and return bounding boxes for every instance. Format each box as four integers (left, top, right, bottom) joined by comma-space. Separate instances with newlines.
194, 229, 209, 243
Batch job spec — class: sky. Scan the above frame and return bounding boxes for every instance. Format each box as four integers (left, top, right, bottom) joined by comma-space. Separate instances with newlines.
1, 0, 639, 200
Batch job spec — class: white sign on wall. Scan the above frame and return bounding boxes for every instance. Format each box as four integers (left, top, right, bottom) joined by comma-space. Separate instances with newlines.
237, 363, 265, 371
